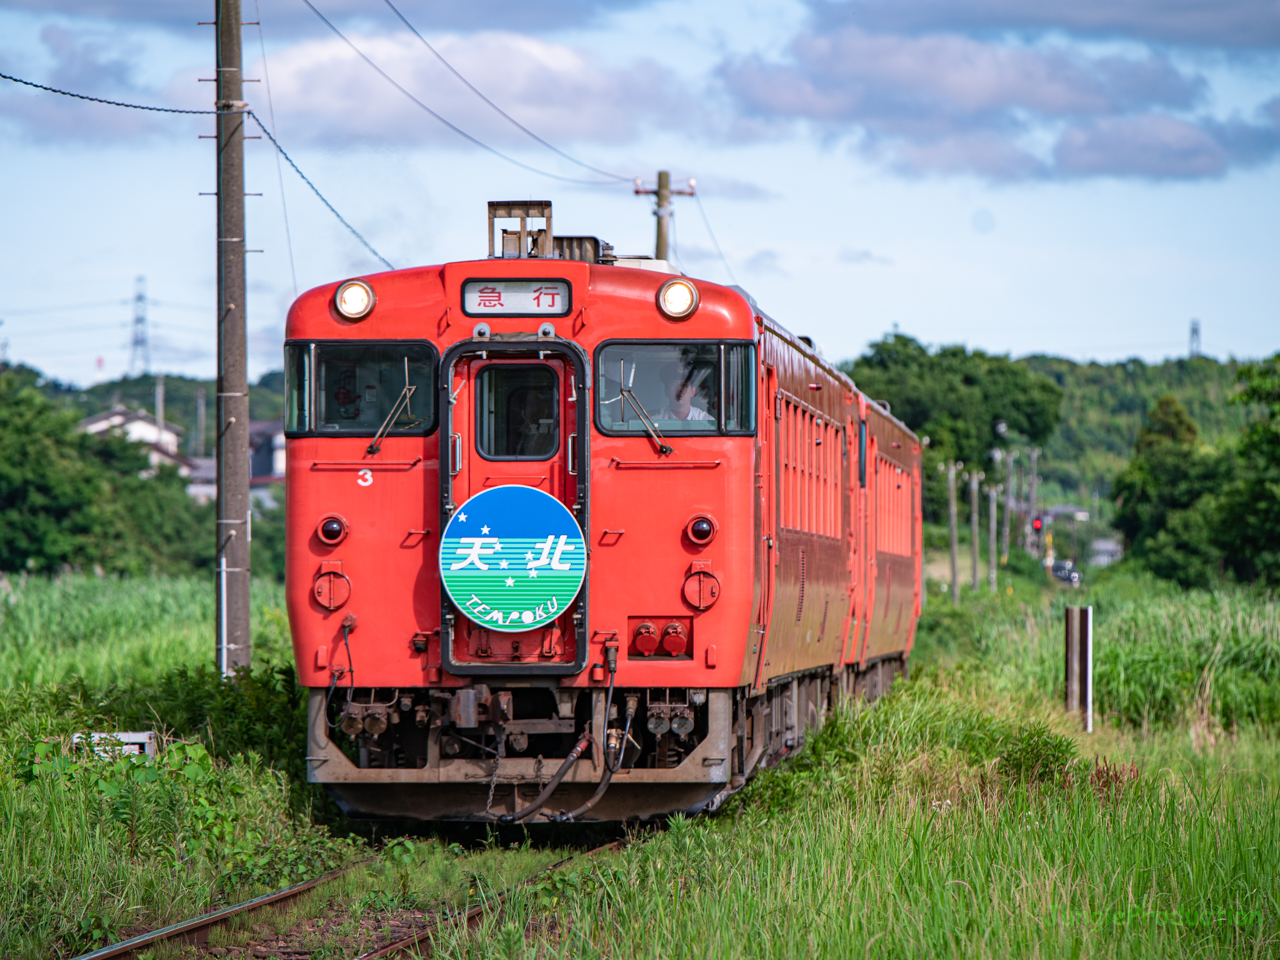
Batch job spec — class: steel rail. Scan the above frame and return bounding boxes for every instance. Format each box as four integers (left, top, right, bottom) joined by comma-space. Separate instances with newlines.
354, 841, 625, 959
68, 862, 367, 960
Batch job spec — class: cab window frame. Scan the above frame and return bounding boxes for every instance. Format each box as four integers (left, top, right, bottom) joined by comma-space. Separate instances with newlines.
593, 338, 757, 439
283, 339, 441, 438
473, 361, 561, 462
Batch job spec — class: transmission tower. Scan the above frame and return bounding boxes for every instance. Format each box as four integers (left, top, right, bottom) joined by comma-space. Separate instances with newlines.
1189, 319, 1202, 358
129, 275, 150, 376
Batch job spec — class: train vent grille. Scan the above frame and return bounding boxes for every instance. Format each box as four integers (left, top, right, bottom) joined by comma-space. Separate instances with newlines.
796, 549, 806, 622
818, 599, 829, 640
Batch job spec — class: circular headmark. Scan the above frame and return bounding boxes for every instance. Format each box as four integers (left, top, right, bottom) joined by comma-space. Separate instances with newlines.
334, 279, 375, 320
439, 485, 587, 634
657, 278, 699, 320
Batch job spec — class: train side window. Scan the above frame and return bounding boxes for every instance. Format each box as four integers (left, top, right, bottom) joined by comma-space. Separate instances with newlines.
284, 341, 437, 436
595, 341, 756, 436
475, 364, 558, 460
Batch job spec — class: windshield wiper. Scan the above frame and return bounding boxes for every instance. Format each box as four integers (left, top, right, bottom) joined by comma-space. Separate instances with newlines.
367, 358, 419, 455
620, 388, 673, 456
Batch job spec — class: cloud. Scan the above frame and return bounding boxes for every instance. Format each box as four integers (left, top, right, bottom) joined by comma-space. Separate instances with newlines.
743, 249, 785, 275
259, 31, 693, 149
808, 0, 1280, 51
720, 25, 1280, 180
0, 26, 183, 141
0, 0, 652, 37
840, 247, 892, 265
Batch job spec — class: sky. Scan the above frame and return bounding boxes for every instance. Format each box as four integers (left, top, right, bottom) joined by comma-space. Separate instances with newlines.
0, 0, 1277, 386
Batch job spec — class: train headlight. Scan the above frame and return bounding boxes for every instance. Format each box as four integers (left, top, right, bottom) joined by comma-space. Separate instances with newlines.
334, 279, 375, 320
657, 278, 699, 320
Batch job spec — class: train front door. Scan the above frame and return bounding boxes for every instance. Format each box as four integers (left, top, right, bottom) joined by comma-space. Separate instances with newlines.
439, 341, 589, 674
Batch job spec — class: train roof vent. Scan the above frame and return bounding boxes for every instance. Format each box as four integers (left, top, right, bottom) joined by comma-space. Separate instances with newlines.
554, 235, 615, 263
488, 200, 553, 259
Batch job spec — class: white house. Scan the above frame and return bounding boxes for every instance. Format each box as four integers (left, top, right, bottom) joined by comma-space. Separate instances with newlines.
78, 405, 192, 476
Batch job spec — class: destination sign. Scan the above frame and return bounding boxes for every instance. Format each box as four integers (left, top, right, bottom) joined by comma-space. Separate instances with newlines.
461, 279, 571, 317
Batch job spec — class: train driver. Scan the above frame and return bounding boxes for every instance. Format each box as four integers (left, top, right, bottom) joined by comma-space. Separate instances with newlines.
655, 361, 713, 422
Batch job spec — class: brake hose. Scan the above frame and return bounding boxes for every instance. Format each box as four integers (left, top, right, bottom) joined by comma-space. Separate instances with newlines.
498, 645, 619, 824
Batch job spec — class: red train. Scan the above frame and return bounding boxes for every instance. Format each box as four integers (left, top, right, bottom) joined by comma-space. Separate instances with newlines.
286, 202, 922, 821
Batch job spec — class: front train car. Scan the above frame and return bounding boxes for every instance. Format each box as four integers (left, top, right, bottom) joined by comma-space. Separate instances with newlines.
284, 202, 921, 821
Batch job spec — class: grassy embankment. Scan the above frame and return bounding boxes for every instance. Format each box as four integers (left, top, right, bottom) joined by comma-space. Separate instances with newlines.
2, 568, 1278, 957
440, 565, 1280, 958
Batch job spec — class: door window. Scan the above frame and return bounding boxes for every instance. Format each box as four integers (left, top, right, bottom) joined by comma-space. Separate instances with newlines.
476, 364, 559, 460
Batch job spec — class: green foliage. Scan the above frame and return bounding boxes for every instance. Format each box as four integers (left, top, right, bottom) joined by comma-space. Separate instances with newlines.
1110, 357, 1280, 587
1112, 395, 1232, 588
1021, 354, 1250, 497
251, 485, 287, 582
0, 728, 356, 959
1217, 354, 1280, 584
840, 334, 1062, 516
0, 372, 215, 575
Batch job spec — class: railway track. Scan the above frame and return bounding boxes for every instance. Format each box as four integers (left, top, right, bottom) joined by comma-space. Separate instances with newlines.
70, 843, 622, 960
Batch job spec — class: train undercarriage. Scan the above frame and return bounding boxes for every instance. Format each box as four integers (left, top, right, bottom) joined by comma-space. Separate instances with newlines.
308, 655, 907, 821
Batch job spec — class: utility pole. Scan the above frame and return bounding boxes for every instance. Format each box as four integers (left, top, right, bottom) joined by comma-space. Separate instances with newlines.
129, 276, 149, 376
966, 469, 984, 590
154, 374, 166, 453
193, 386, 207, 457
1190, 319, 1202, 358
634, 171, 694, 262
1027, 447, 1040, 557
941, 460, 962, 605
1002, 449, 1017, 564
216, 0, 251, 675
987, 483, 1000, 593
1015, 460, 1026, 550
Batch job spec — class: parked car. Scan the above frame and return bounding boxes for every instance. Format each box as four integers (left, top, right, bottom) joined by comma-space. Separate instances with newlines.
1051, 559, 1082, 586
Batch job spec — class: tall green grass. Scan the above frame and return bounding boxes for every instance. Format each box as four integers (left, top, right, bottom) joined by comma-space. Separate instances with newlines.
0, 574, 291, 686
440, 682, 1280, 959
915, 569, 1280, 731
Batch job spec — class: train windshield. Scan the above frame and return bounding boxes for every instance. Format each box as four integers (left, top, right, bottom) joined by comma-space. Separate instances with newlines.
596, 342, 756, 436
284, 341, 437, 435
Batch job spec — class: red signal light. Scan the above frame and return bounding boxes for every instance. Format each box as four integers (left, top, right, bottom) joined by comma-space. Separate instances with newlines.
1032, 517, 1043, 531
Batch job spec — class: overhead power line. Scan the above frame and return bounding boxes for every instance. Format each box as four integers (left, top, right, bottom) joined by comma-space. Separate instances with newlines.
297, 0, 622, 186
0, 70, 394, 270
378, 0, 631, 183
693, 192, 739, 286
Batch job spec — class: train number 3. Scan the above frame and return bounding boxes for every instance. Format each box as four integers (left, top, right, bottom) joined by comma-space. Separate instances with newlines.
356, 469, 373, 487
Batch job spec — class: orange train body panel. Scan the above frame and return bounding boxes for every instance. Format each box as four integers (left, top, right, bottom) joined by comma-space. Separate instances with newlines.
284, 251, 921, 821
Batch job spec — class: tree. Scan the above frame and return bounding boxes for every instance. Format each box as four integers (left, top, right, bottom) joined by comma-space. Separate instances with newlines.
1218, 354, 1280, 584
840, 335, 1062, 517
1112, 394, 1231, 588
0, 371, 214, 574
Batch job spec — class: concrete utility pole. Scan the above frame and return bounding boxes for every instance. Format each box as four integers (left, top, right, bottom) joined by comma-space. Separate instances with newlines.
1002, 449, 1016, 564
987, 483, 1000, 593
943, 460, 962, 605
1027, 447, 1040, 557
634, 171, 695, 262
154, 374, 166, 452
967, 469, 984, 590
193, 386, 207, 458
216, 0, 252, 675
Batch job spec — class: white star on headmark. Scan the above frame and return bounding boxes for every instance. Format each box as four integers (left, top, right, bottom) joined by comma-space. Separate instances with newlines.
505, 577, 515, 587
529, 569, 538, 578
499, 560, 509, 569
524, 551, 534, 561
481, 525, 490, 535
457, 512, 467, 522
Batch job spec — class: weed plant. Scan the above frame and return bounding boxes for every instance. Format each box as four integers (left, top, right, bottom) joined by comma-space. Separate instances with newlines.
0, 573, 291, 687
0, 734, 357, 959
